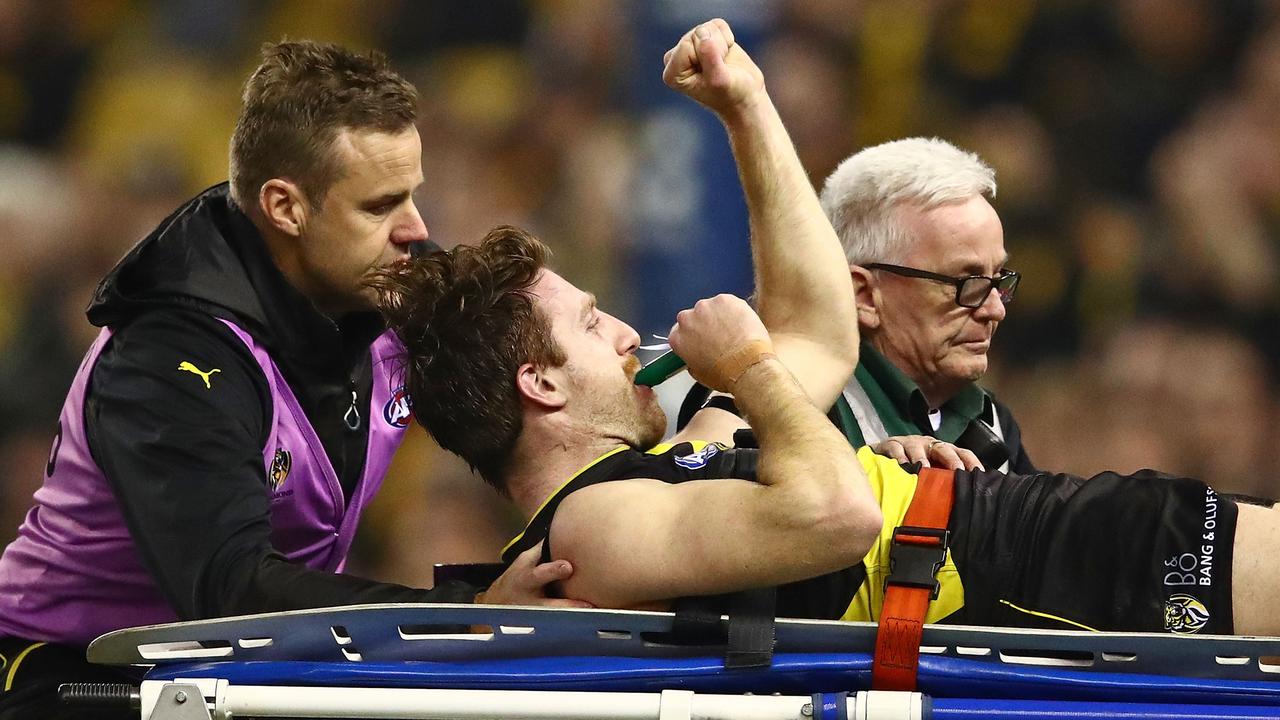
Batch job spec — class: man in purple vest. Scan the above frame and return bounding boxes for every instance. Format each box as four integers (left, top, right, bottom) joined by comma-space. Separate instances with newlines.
0, 41, 577, 719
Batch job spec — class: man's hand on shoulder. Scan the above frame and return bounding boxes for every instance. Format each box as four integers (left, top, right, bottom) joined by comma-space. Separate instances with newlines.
662, 19, 765, 119
476, 542, 592, 609
872, 435, 985, 471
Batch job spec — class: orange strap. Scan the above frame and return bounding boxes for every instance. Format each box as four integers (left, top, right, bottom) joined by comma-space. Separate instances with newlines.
871, 466, 956, 691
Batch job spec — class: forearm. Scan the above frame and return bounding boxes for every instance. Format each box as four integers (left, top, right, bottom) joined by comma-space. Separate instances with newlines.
719, 94, 858, 349
550, 357, 879, 606
206, 548, 476, 618
733, 358, 877, 529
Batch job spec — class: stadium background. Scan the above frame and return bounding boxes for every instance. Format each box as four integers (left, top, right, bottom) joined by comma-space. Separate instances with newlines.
0, 0, 1277, 588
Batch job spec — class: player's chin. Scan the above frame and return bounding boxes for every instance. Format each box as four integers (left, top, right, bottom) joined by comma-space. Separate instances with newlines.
640, 405, 668, 448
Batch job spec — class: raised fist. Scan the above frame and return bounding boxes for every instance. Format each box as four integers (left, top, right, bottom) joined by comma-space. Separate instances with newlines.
662, 18, 765, 117
667, 294, 771, 393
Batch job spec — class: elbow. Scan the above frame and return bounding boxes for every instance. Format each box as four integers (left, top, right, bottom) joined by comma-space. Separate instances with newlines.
844, 497, 883, 560
824, 327, 860, 381
829, 304, 861, 367
838, 333, 860, 373
825, 491, 883, 566
790, 481, 883, 570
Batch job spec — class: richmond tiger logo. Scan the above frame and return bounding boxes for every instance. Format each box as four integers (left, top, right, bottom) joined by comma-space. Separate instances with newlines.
268, 448, 292, 492
1164, 593, 1210, 634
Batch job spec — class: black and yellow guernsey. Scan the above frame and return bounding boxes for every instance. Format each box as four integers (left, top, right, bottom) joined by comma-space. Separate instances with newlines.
501, 442, 965, 623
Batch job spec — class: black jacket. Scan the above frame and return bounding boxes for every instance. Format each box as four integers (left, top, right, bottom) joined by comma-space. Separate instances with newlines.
83, 183, 473, 620
990, 398, 1036, 474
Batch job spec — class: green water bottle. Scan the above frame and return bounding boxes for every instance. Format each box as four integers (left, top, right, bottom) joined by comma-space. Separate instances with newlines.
634, 350, 687, 387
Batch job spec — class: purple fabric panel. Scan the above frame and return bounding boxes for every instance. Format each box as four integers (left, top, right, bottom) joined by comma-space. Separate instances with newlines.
0, 322, 408, 646
337, 331, 409, 570
216, 322, 406, 573
0, 328, 174, 644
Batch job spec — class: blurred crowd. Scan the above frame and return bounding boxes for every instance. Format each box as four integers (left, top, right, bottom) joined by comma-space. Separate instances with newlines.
2, 0, 1280, 590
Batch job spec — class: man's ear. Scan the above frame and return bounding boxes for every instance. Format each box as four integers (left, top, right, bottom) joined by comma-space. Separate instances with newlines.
258, 178, 308, 238
516, 363, 567, 411
850, 264, 881, 331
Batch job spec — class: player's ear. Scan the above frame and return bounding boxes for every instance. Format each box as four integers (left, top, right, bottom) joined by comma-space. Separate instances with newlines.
516, 363, 567, 411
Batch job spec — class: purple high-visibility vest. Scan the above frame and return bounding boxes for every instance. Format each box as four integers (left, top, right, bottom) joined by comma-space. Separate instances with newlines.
0, 320, 409, 646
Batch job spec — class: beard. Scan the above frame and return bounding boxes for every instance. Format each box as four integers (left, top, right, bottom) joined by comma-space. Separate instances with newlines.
606, 379, 667, 450
633, 394, 667, 449
570, 360, 667, 449
622, 355, 667, 448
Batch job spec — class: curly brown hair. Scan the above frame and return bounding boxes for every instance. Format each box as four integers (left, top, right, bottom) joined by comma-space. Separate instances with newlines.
370, 226, 566, 490
229, 40, 418, 211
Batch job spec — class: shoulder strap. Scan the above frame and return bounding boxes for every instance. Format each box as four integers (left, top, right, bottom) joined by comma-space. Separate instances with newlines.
871, 466, 955, 691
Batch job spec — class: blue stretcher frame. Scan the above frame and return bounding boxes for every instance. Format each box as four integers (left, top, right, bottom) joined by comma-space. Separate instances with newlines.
87, 604, 1280, 719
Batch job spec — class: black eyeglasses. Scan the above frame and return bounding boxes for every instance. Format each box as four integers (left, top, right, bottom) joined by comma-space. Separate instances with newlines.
865, 263, 1021, 309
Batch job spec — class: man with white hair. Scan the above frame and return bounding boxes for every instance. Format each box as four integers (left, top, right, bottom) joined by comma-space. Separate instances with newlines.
818, 137, 1035, 473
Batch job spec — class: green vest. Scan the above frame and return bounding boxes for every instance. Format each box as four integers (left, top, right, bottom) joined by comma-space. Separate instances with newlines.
832, 344, 991, 449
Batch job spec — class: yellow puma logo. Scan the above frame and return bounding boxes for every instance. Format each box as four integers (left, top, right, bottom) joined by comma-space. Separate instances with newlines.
178, 361, 221, 389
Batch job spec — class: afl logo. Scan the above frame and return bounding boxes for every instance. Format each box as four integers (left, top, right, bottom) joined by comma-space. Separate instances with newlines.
384, 387, 412, 428
1164, 593, 1210, 634
674, 443, 721, 470
268, 448, 292, 492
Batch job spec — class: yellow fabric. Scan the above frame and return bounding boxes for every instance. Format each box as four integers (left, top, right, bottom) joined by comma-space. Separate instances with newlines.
644, 440, 715, 456
999, 599, 1099, 632
841, 447, 965, 623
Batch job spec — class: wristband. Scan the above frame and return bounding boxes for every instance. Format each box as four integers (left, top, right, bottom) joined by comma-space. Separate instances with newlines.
711, 338, 775, 390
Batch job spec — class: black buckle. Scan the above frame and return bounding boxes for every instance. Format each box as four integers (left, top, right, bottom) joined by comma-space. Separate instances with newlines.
886, 525, 950, 600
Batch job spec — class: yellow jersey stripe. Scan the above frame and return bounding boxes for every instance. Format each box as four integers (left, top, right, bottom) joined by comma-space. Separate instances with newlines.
501, 446, 630, 557
644, 440, 710, 456
4, 641, 46, 692
998, 599, 1099, 632
502, 442, 716, 556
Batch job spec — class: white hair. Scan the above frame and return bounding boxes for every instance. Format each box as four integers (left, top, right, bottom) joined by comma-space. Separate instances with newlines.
819, 137, 997, 265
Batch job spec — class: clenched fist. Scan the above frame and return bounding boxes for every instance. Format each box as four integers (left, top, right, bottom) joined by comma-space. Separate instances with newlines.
667, 294, 772, 393
662, 18, 765, 117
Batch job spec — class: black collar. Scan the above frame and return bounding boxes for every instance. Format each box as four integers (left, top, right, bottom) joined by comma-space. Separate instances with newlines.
222, 199, 386, 372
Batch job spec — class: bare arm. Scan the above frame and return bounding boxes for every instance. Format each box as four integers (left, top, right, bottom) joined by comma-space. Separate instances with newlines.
477, 542, 591, 608
663, 20, 858, 413
553, 297, 881, 608
545, 21, 880, 610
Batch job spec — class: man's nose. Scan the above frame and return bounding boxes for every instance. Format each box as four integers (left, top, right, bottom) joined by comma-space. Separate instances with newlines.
392, 203, 430, 246
973, 285, 1007, 321
617, 319, 641, 355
